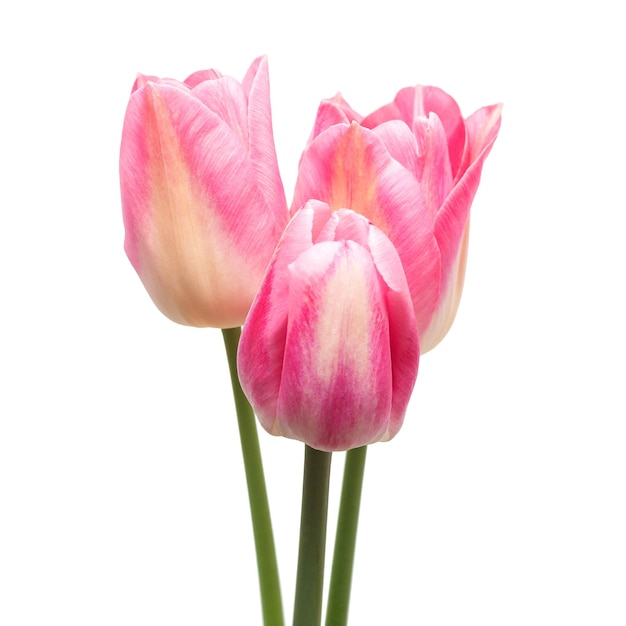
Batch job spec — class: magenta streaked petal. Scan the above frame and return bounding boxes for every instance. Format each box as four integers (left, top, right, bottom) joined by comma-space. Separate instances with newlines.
237, 203, 331, 428
235, 254, 289, 430
366, 225, 419, 435
242, 56, 288, 220
277, 241, 394, 451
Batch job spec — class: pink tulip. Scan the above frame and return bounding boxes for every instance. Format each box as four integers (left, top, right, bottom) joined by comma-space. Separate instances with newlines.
120, 56, 287, 328
293, 87, 501, 351
237, 201, 419, 452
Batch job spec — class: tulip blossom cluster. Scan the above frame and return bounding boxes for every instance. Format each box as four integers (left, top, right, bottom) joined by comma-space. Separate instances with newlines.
120, 56, 501, 451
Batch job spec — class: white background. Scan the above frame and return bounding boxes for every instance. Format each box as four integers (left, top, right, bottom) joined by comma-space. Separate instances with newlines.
1, 1, 624, 624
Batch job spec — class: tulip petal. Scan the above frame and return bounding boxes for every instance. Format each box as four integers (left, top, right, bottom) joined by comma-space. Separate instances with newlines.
308, 93, 363, 141
419, 219, 470, 353
422, 103, 502, 351
184, 69, 222, 87
366, 225, 419, 436
277, 241, 393, 451
242, 56, 288, 219
362, 85, 466, 178
316, 207, 370, 248
412, 113, 454, 216
292, 122, 441, 336
465, 103, 503, 164
191, 76, 249, 145
370, 120, 421, 185
238, 203, 332, 427
434, 103, 502, 275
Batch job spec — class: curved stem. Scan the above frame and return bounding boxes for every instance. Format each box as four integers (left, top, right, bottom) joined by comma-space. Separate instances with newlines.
293, 446, 333, 626
324, 446, 367, 626
222, 327, 284, 626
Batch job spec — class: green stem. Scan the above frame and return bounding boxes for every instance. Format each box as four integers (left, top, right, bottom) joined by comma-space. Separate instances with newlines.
324, 446, 367, 626
221, 327, 284, 626
293, 446, 333, 626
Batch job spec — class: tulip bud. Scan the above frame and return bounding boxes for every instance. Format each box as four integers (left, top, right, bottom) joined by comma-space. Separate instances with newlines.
120, 56, 287, 328
237, 201, 419, 452
294, 87, 501, 351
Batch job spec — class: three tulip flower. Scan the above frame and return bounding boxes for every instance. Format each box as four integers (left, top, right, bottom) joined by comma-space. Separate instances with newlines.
120, 56, 501, 451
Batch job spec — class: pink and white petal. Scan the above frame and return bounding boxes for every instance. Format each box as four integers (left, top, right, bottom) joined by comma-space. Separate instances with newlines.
328, 93, 363, 123
237, 256, 290, 433
184, 68, 222, 88
360, 101, 403, 129
291, 123, 350, 216
191, 76, 249, 145
241, 56, 288, 218
420, 105, 502, 346
366, 225, 419, 436
281, 201, 334, 269
121, 83, 242, 326
316, 208, 371, 248
308, 94, 363, 142
434, 103, 501, 278
464, 103, 503, 165
172, 88, 287, 267
294, 122, 414, 234
277, 241, 393, 451
132, 73, 159, 93
293, 122, 441, 336
427, 108, 500, 349
361, 85, 467, 178
241, 55, 264, 99
399, 86, 466, 178
371, 120, 421, 182
412, 113, 454, 217
420, 220, 470, 353
238, 203, 330, 430
133, 75, 195, 94
120, 89, 153, 271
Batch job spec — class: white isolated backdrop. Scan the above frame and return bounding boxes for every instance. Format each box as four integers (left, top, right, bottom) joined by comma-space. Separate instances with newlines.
1, 0, 624, 624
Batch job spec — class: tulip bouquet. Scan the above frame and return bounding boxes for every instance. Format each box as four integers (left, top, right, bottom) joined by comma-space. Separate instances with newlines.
119, 55, 501, 625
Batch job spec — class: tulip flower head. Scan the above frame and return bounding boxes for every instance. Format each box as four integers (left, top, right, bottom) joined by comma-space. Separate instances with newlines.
293, 87, 502, 351
238, 201, 419, 452
120, 56, 287, 328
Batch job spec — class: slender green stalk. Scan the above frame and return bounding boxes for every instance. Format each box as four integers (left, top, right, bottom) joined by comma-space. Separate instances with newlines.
293, 446, 333, 626
221, 327, 284, 626
324, 446, 367, 626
